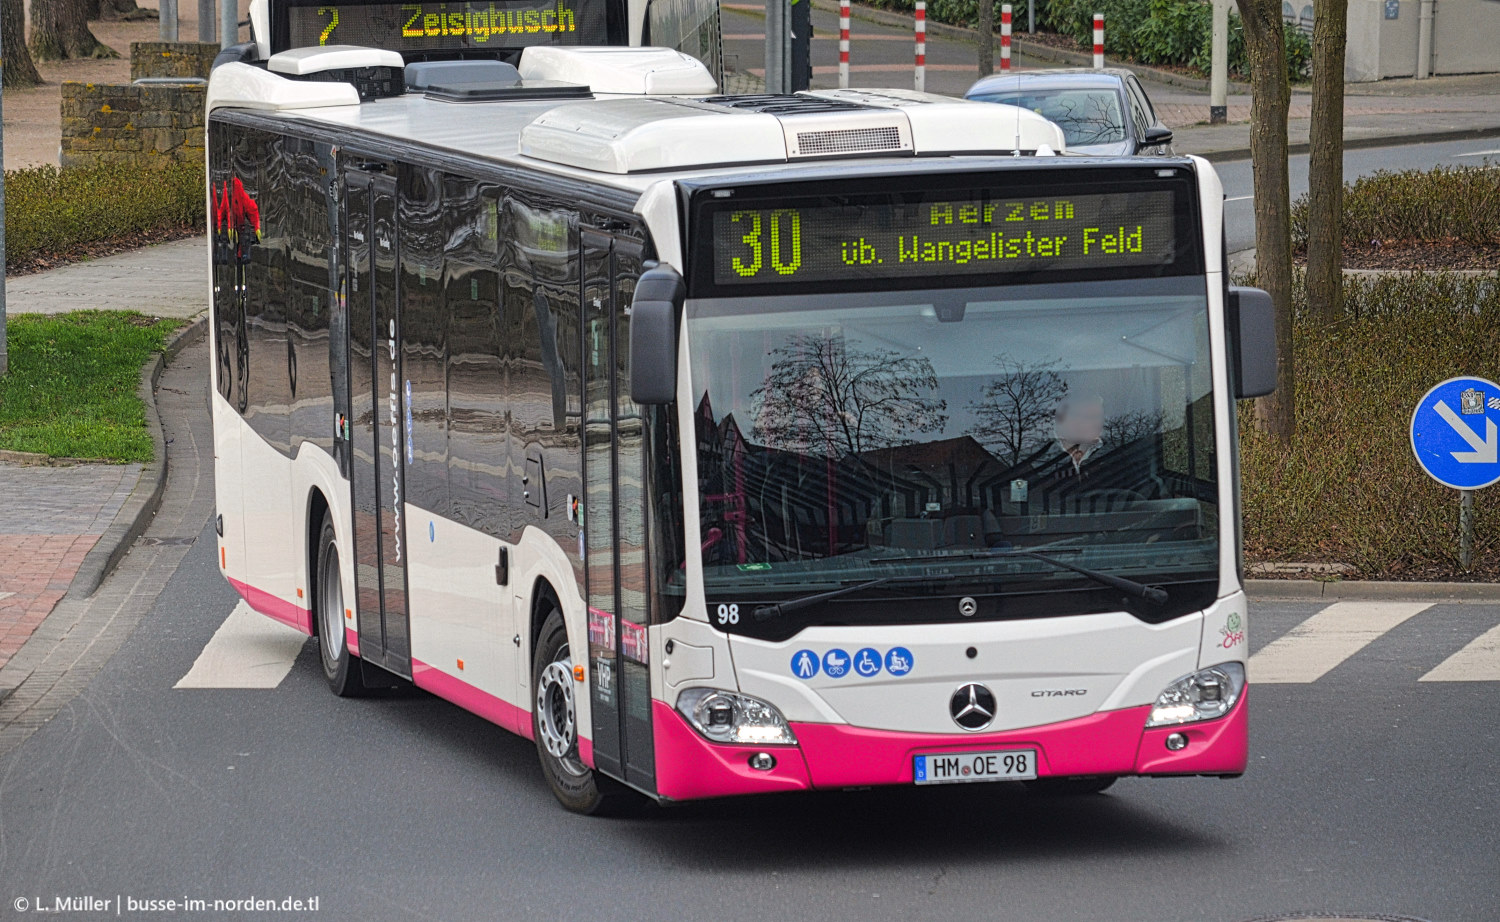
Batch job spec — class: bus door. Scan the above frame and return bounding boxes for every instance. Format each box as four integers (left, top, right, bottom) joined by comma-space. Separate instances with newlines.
344, 165, 412, 679
581, 229, 655, 792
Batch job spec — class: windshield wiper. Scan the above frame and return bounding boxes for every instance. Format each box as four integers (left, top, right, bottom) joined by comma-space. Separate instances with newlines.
872, 548, 1169, 605
751, 576, 924, 622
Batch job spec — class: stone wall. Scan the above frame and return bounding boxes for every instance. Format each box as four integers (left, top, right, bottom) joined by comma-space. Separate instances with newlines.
59, 42, 217, 170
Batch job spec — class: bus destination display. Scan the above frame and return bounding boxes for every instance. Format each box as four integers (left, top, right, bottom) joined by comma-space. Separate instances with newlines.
286, 0, 606, 52
710, 190, 1178, 286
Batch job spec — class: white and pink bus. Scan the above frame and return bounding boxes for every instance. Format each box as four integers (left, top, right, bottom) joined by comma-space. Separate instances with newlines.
207, 43, 1275, 812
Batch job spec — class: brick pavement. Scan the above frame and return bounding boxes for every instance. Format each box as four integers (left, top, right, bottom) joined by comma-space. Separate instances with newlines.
0, 463, 142, 672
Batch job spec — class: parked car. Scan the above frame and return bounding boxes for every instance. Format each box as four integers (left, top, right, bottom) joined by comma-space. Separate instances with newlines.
965, 68, 1174, 156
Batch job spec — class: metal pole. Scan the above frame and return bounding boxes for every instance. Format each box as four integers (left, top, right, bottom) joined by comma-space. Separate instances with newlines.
199, 0, 216, 42
161, 0, 179, 41
1415, 0, 1434, 79
1000, 4, 1011, 71
838, 0, 849, 89
1460, 489, 1474, 570
1, 21, 8, 378
765, 0, 784, 93
1028, 0, 1035, 33
222, 0, 239, 48
914, 0, 925, 92
1092, 13, 1104, 69
1210, 0, 1228, 124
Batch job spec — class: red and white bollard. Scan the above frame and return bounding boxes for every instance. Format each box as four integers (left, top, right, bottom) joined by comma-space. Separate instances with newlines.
1093, 12, 1104, 69
914, 1, 927, 92
1000, 3, 1012, 71
839, 0, 851, 89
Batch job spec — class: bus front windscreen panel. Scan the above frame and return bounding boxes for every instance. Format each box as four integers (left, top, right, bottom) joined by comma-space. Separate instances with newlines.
685, 173, 1218, 637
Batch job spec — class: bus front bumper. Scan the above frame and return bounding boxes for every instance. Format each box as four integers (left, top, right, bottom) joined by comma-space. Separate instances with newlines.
652, 688, 1248, 801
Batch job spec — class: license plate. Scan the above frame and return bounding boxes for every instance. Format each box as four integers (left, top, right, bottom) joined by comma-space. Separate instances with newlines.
913, 749, 1038, 785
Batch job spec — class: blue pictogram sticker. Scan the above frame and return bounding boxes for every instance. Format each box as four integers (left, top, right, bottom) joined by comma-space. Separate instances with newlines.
1411, 376, 1500, 491
885, 646, 915, 676
853, 647, 883, 678
791, 649, 820, 679
914, 755, 929, 782
823, 649, 851, 678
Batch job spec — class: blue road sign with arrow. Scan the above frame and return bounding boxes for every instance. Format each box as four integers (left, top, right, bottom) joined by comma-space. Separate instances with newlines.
1411, 376, 1500, 491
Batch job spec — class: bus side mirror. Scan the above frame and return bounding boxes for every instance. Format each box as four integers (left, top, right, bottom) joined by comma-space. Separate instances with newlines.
629, 265, 686, 405
1228, 286, 1277, 399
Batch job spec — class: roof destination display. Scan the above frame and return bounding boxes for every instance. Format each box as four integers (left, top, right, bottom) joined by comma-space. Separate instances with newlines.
708, 187, 1181, 288
282, 0, 607, 53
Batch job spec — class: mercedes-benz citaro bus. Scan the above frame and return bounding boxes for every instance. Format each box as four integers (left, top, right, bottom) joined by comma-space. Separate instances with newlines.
206, 41, 1277, 813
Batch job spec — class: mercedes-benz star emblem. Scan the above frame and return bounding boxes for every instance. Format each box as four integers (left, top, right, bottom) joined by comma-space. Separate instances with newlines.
958, 596, 978, 617
949, 683, 997, 731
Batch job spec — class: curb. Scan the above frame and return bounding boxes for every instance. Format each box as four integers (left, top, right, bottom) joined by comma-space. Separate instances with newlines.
1194, 123, 1500, 163
64, 316, 207, 603
1247, 579, 1500, 602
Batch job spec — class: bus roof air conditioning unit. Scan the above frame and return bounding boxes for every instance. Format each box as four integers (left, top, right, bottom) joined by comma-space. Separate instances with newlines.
517, 46, 718, 95
519, 97, 786, 173
267, 45, 406, 100
701, 94, 913, 159
803, 88, 1067, 155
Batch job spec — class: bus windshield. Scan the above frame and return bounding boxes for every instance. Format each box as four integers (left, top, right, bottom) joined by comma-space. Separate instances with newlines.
686, 276, 1219, 629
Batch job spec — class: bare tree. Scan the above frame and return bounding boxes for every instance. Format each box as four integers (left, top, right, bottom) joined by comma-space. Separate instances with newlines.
30, 0, 118, 61
1306, 0, 1347, 325
750, 335, 948, 458
1103, 409, 1165, 447
978, 0, 993, 77
966, 357, 1068, 466
3, 0, 43, 87
1235, 0, 1295, 443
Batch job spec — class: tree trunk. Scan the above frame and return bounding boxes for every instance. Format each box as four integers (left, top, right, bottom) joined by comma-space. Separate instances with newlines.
978, 0, 994, 77
1236, 0, 1295, 443
29, 0, 119, 61
3, 0, 43, 87
97, 0, 158, 22
1306, 0, 1347, 325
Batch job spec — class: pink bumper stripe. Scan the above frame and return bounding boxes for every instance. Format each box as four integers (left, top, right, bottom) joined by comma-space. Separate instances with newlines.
1135, 686, 1249, 775
228, 577, 312, 635
345, 626, 359, 657
411, 658, 538, 742
653, 700, 812, 800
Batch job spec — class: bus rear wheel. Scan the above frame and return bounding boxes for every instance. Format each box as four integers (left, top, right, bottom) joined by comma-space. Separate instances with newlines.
315, 510, 366, 697
532, 607, 632, 815
1023, 776, 1118, 796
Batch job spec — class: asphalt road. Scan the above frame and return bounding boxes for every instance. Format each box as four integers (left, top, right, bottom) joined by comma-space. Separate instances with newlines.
1214, 137, 1500, 257
2, 423, 1498, 920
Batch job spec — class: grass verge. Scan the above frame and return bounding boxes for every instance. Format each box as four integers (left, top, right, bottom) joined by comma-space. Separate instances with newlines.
0, 311, 184, 463
1240, 270, 1500, 580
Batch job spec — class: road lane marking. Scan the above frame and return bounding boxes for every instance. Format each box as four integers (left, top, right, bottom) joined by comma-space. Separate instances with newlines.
1420, 622, 1500, 682
1250, 601, 1433, 684
1454, 149, 1500, 157
0, 592, 13, 601
1224, 194, 1253, 201
174, 600, 308, 689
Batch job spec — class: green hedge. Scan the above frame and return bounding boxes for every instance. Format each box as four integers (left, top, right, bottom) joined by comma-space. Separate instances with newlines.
5, 161, 205, 267
869, 0, 1311, 83
1241, 270, 1500, 578
1291, 164, 1500, 249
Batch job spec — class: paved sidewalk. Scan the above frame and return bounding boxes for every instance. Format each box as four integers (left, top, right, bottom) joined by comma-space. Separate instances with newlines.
0, 464, 141, 675
6, 236, 208, 320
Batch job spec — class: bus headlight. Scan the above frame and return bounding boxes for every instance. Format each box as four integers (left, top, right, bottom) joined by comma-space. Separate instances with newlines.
1145, 663, 1245, 727
676, 688, 797, 746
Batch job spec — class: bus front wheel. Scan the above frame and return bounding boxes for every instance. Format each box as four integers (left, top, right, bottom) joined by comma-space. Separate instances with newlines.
532, 607, 633, 815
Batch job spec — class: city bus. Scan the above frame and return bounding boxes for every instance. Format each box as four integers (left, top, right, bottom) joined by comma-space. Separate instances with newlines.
206, 44, 1276, 813
227, 0, 723, 80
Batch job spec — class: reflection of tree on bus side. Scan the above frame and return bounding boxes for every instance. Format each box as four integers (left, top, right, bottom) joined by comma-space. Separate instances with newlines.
749, 334, 948, 459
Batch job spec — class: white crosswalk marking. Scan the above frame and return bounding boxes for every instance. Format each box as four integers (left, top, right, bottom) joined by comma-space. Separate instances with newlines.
174, 601, 308, 689
1421, 622, 1500, 682
1250, 601, 1434, 684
